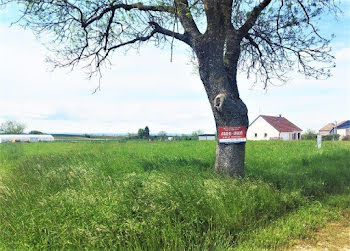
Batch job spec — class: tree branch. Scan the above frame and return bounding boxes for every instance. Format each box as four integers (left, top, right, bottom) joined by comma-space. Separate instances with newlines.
84, 3, 175, 28
244, 34, 270, 88
97, 29, 158, 69
296, 0, 325, 40
174, 0, 201, 38
149, 21, 190, 44
238, 0, 272, 36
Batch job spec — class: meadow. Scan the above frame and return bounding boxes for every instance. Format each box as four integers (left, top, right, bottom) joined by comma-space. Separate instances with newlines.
0, 140, 349, 250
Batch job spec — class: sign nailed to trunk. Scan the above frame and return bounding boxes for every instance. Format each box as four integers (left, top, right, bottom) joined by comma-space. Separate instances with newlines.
218, 126, 247, 144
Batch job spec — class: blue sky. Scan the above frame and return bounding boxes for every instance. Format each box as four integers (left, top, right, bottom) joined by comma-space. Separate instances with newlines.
0, 3, 349, 134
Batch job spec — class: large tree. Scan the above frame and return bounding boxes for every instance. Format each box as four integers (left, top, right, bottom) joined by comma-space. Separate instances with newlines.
2, 0, 337, 176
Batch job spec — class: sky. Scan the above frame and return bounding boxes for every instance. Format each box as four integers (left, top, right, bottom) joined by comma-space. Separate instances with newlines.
0, 3, 349, 135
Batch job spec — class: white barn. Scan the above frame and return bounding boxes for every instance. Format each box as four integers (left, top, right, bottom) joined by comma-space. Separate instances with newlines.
0, 134, 54, 143
247, 115, 302, 141
198, 134, 216, 141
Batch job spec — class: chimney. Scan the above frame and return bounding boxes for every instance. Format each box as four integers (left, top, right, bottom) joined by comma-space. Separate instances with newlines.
279, 114, 282, 117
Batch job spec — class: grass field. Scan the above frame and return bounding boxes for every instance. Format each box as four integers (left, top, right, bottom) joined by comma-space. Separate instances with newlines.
0, 141, 349, 250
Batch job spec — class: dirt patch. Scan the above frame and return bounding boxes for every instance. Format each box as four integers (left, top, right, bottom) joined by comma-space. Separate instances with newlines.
292, 210, 350, 251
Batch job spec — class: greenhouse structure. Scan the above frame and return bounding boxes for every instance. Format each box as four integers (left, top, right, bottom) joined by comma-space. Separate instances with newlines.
0, 135, 54, 143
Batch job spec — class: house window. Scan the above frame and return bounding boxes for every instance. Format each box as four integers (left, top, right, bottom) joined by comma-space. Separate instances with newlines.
264, 133, 267, 137
254, 133, 257, 137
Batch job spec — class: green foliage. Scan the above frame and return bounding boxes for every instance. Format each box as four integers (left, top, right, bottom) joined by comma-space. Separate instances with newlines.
0, 141, 349, 249
0, 120, 25, 134
137, 126, 151, 139
138, 128, 145, 139
322, 134, 340, 141
180, 134, 195, 141
301, 129, 317, 140
144, 126, 150, 138
29, 130, 44, 135
191, 130, 204, 138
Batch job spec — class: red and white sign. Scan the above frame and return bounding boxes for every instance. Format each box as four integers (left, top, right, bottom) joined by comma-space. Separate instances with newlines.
218, 126, 247, 144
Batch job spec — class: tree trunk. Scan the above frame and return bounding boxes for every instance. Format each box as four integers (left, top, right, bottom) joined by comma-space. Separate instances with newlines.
196, 46, 248, 177
213, 96, 248, 177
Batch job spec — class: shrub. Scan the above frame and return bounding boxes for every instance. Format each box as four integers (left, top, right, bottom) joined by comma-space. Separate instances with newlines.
301, 129, 317, 140
322, 134, 340, 141
342, 135, 350, 141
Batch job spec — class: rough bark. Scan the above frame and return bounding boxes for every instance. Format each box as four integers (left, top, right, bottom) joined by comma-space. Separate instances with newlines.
195, 37, 248, 177
213, 96, 248, 177
204, 75, 248, 177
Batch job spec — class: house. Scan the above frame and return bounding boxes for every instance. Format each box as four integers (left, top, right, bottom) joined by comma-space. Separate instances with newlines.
198, 134, 216, 141
319, 123, 335, 136
247, 115, 302, 141
330, 120, 350, 139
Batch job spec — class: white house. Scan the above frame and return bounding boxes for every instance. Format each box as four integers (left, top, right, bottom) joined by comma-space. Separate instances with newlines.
198, 134, 216, 141
0, 134, 55, 143
247, 115, 302, 141
330, 120, 350, 139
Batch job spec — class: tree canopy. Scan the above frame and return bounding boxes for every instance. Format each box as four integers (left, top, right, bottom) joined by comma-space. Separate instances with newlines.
2, 0, 338, 86
0, 120, 26, 134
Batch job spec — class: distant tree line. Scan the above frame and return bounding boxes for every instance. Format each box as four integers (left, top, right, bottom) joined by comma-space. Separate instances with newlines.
124, 127, 203, 141
302, 129, 341, 141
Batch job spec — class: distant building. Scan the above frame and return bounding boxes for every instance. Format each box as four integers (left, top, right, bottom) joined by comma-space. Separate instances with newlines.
0, 134, 54, 143
330, 120, 350, 139
247, 115, 302, 141
198, 134, 216, 141
319, 123, 335, 136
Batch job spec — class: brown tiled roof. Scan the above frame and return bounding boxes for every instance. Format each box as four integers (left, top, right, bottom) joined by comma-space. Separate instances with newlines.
261, 115, 302, 132
319, 123, 335, 131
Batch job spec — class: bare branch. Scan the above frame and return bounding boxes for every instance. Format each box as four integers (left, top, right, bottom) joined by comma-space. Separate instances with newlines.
149, 21, 190, 44
238, 0, 272, 36
276, 0, 284, 44
84, 3, 174, 27
296, 0, 325, 40
174, 0, 201, 38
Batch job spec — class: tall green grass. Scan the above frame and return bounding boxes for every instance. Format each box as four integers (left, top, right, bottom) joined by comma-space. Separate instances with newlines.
0, 141, 349, 249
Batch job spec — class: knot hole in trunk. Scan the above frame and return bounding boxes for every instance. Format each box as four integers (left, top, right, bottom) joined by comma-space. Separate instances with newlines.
214, 93, 226, 112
